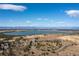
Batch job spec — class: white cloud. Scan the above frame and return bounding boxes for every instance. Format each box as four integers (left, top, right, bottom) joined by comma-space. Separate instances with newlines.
0, 4, 27, 11
65, 10, 79, 17
26, 20, 31, 24
37, 18, 48, 20
55, 21, 65, 24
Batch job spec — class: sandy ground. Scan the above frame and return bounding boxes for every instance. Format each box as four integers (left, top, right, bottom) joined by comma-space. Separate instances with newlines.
12, 34, 79, 56
23, 34, 63, 40
23, 34, 79, 56
1, 34, 79, 56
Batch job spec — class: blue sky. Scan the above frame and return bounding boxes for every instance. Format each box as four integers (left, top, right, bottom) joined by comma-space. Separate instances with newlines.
0, 3, 79, 27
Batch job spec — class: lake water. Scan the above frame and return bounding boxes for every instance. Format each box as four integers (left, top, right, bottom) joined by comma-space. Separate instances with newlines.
3, 30, 68, 36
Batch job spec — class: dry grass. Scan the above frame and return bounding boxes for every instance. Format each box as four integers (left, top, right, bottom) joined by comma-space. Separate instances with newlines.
0, 34, 79, 56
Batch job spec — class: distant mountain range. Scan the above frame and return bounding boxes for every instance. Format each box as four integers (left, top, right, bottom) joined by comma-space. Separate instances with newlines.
0, 26, 79, 30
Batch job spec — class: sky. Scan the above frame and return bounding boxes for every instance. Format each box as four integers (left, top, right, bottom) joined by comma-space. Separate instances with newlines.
0, 3, 79, 27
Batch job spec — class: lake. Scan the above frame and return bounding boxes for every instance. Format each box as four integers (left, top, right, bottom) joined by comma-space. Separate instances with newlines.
3, 30, 69, 36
